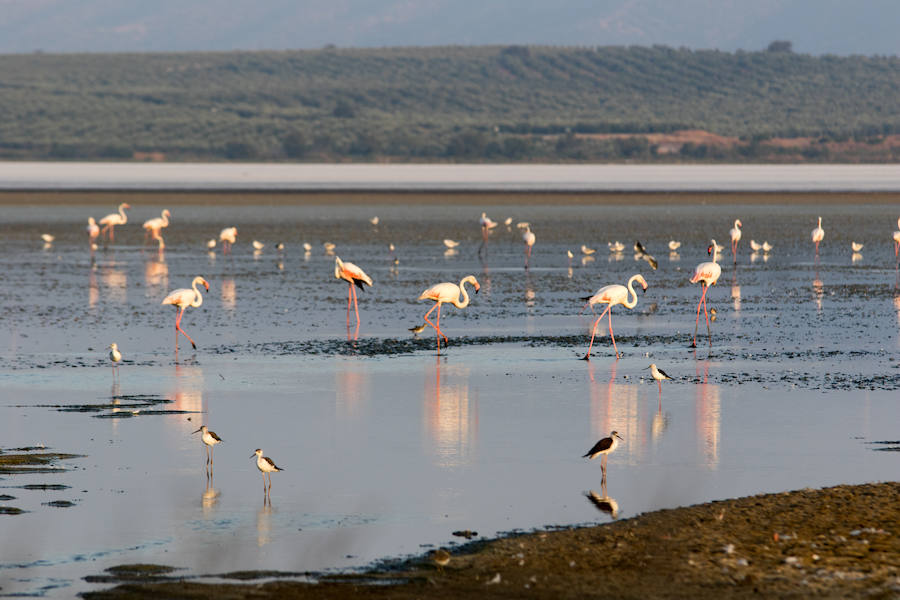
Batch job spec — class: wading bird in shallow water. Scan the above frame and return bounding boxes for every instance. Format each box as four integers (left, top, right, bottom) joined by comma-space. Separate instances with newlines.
647, 363, 673, 395
192, 425, 222, 469
893, 218, 900, 261
668, 240, 681, 251
582, 244, 597, 255
99, 203, 130, 241
443, 239, 459, 249
519, 222, 536, 269
690, 241, 722, 347
478, 212, 497, 255
87, 217, 100, 246
633, 241, 658, 269
851, 241, 864, 253
418, 275, 480, 353
581, 274, 648, 360
108, 343, 122, 379
729, 219, 742, 261
583, 430, 624, 478
142, 209, 171, 245
161, 276, 209, 350
811, 217, 825, 256
750, 240, 762, 252
219, 227, 237, 253
252, 448, 282, 495
334, 256, 373, 328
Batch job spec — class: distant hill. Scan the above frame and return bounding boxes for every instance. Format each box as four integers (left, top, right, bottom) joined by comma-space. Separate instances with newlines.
2, 0, 900, 56
2, 45, 900, 163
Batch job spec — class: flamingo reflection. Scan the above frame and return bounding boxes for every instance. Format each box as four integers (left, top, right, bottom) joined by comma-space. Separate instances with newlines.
144, 253, 169, 295
694, 361, 721, 470
221, 278, 236, 312
425, 358, 476, 468
731, 271, 741, 312
813, 271, 824, 313
102, 263, 127, 304
588, 360, 645, 466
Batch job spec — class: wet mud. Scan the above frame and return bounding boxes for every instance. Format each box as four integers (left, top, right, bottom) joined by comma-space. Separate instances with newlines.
82, 482, 900, 599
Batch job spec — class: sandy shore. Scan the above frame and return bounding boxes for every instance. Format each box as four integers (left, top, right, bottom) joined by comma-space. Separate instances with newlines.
82, 481, 900, 599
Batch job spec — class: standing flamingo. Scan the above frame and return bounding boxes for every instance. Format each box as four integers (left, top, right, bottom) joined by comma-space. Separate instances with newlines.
219, 227, 237, 253
86, 217, 100, 246
892, 218, 900, 261
811, 216, 825, 256
690, 241, 722, 347
98, 203, 130, 241
418, 275, 480, 352
143, 209, 171, 245
334, 256, 373, 327
478, 212, 497, 255
581, 274, 648, 360
520, 223, 536, 269
729, 219, 742, 262
161, 276, 209, 350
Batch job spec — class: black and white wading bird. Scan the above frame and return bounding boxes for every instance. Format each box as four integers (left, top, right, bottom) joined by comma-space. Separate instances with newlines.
252, 449, 283, 495
192, 425, 222, 469
583, 431, 624, 477
647, 363, 673, 395
633, 240, 658, 270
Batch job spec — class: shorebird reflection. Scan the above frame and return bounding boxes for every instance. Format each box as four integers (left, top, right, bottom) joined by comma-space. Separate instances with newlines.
425, 357, 476, 468
257, 500, 273, 545
201, 478, 220, 517
585, 480, 618, 519
668, 251, 680, 262
588, 361, 644, 465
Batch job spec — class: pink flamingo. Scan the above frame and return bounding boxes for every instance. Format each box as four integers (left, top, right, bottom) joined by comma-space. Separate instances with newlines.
334, 256, 373, 327
478, 212, 497, 255
690, 240, 722, 347
418, 275, 480, 352
143, 209, 171, 245
729, 219, 742, 262
161, 276, 209, 350
219, 227, 237, 253
98, 203, 130, 241
811, 217, 824, 256
86, 217, 100, 245
892, 217, 900, 262
520, 223, 536, 269
581, 274, 648, 360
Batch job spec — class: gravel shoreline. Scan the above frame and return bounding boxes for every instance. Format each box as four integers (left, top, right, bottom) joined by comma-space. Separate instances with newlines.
83, 481, 900, 599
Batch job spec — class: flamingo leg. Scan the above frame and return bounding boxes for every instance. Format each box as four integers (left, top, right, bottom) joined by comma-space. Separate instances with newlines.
702, 287, 712, 345
692, 284, 708, 348
583, 305, 611, 360
352, 283, 360, 327
175, 307, 198, 350
436, 303, 449, 345
346, 283, 352, 325
422, 302, 442, 350
607, 307, 619, 358
525, 246, 531, 269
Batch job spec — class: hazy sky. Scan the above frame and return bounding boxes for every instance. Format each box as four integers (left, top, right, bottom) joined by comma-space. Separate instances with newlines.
0, 0, 898, 55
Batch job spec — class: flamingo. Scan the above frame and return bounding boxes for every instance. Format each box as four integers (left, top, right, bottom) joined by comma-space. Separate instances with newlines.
581, 274, 648, 360
334, 256, 373, 327
219, 227, 237, 253
161, 276, 209, 350
142, 209, 171, 245
478, 212, 497, 254
811, 217, 824, 255
98, 203, 130, 241
418, 275, 480, 352
520, 223, 536, 269
729, 219, 742, 261
87, 217, 100, 245
892, 218, 900, 260
690, 240, 722, 347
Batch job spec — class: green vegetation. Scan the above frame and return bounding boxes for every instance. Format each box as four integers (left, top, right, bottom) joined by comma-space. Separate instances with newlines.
3, 45, 900, 162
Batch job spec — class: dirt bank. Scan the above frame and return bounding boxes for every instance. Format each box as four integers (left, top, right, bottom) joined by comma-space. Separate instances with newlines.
83, 481, 900, 599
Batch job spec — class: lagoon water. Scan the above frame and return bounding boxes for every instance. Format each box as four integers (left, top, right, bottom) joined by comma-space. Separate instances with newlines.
1, 193, 899, 597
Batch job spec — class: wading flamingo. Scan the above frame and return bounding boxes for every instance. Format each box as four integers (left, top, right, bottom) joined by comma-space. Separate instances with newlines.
143, 209, 171, 244
690, 241, 722, 347
334, 256, 373, 327
729, 219, 742, 261
87, 217, 100, 245
520, 223, 536, 269
811, 217, 825, 256
99, 203, 130, 241
219, 227, 237, 253
478, 212, 497, 255
892, 218, 900, 261
418, 275, 480, 352
581, 274, 648, 360
161, 276, 209, 350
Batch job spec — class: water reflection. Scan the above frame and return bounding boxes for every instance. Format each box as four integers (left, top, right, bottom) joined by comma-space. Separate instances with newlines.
524, 274, 535, 310
221, 278, 236, 312
335, 358, 369, 420
257, 501, 273, 546
668, 251, 680, 262
582, 255, 595, 266
812, 272, 824, 313
201, 477, 220, 518
730, 271, 741, 312
694, 361, 721, 470
88, 261, 100, 309
588, 361, 644, 465
144, 254, 169, 295
171, 362, 205, 415
102, 263, 127, 304
584, 479, 618, 519
424, 358, 476, 468
750, 251, 759, 263
443, 248, 458, 258
851, 252, 863, 264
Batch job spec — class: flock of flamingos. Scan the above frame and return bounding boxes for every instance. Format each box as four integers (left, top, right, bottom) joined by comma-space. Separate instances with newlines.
33, 201, 900, 490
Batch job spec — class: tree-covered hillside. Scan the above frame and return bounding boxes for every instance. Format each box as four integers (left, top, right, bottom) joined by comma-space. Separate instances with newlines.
3, 45, 900, 162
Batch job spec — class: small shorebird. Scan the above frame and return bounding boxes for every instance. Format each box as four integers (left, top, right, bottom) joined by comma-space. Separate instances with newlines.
633, 240, 658, 270
334, 257, 373, 328
409, 323, 427, 335
252, 449, 283, 494
418, 275, 480, 353
41, 233, 55, 243
161, 276, 209, 350
761, 241, 773, 253
108, 343, 122, 379
668, 240, 681, 251
430, 549, 451, 572
206, 239, 216, 250
583, 431, 624, 477
370, 216, 380, 226
811, 216, 825, 256
851, 241, 864, 252
192, 425, 222, 468
690, 240, 722, 347
607, 241, 625, 252
252, 240, 265, 250
749, 240, 762, 252
275, 242, 285, 252
443, 239, 459, 249
323, 242, 336, 254
99, 203, 130, 241
219, 227, 237, 253
582, 244, 597, 255
303, 242, 312, 252
647, 363, 673, 394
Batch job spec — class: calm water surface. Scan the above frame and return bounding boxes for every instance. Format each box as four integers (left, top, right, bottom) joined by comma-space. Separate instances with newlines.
1, 198, 899, 597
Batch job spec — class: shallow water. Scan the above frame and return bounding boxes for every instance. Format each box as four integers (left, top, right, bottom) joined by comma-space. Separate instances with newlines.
1, 199, 899, 597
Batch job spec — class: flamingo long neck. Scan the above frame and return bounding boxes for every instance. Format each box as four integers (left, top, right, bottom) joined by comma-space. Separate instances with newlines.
191, 279, 204, 308
818, 216, 822, 228
623, 275, 642, 309
452, 278, 472, 308
712, 245, 720, 264
119, 204, 128, 223
160, 211, 169, 227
